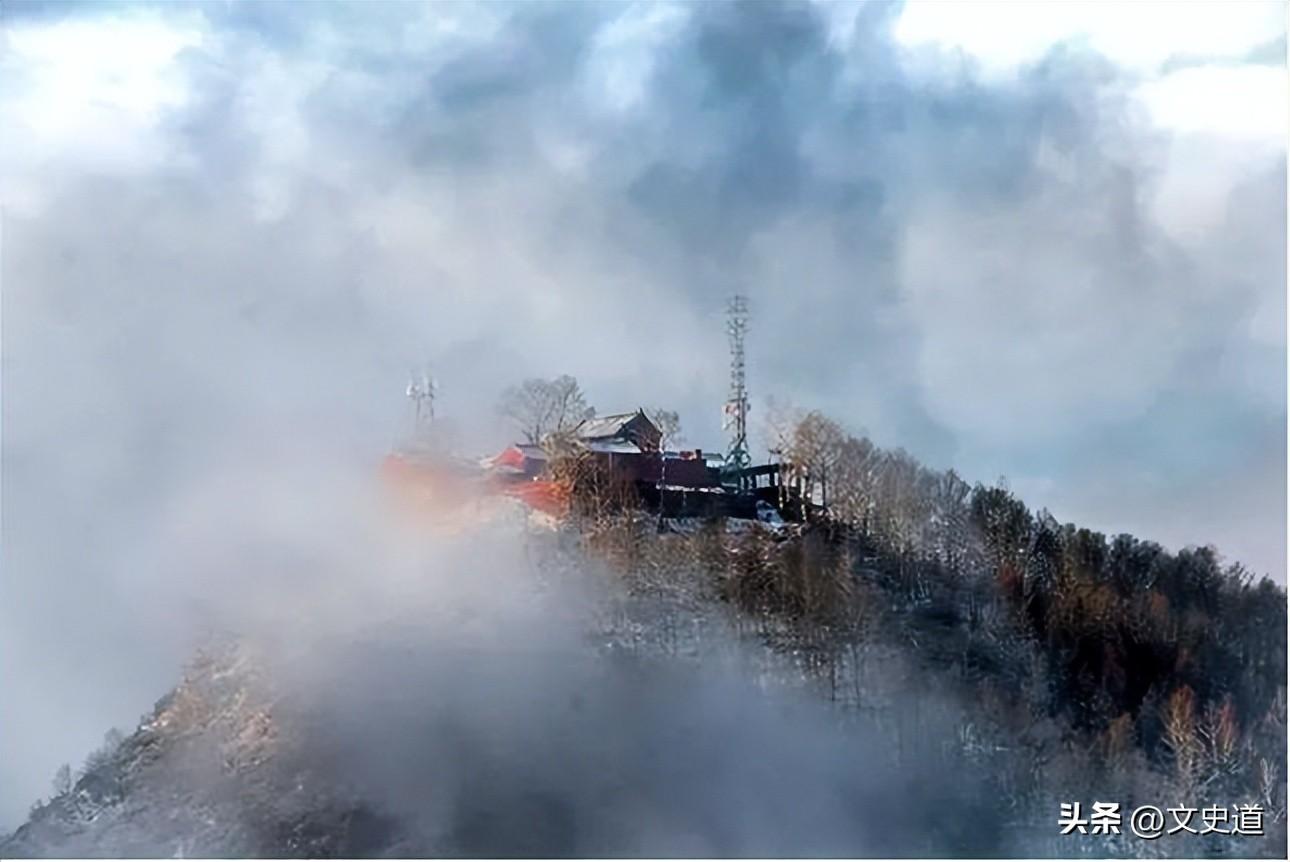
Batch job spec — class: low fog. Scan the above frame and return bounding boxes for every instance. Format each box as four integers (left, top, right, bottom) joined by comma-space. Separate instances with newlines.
199, 474, 1014, 856
13, 447, 1015, 854
1, 0, 1285, 837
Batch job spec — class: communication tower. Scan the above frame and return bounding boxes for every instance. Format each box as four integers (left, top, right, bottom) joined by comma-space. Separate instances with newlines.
723, 295, 751, 484
406, 368, 437, 435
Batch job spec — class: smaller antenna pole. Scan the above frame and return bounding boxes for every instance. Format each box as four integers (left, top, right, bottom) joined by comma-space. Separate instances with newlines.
424, 373, 437, 423
406, 368, 437, 436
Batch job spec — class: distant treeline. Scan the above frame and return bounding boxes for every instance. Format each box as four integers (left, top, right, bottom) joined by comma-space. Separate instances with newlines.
768, 407, 1285, 742
568, 404, 1287, 855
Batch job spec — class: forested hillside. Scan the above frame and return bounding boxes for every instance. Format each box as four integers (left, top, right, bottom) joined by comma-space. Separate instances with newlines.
560, 406, 1287, 855
4, 409, 1285, 858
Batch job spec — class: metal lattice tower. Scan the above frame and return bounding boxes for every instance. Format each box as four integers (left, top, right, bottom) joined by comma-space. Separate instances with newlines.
406, 368, 437, 434
723, 295, 751, 478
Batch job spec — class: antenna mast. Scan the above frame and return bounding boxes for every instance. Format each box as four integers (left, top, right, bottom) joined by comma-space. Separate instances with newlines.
406, 368, 437, 436
723, 295, 751, 482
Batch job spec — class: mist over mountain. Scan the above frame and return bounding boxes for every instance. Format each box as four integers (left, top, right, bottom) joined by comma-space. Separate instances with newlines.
3, 436, 1285, 857
1, 0, 1285, 853
0, 493, 1011, 857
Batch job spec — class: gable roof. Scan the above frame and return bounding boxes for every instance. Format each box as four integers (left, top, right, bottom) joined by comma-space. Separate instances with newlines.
572, 409, 658, 441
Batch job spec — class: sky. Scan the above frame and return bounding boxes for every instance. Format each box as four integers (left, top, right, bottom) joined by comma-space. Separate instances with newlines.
0, 0, 1286, 833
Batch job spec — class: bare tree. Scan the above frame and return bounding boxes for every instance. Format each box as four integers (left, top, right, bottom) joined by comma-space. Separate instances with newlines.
81, 727, 126, 776
783, 411, 846, 509
874, 449, 933, 556
1163, 685, 1200, 794
764, 395, 803, 458
831, 435, 880, 531
51, 763, 72, 796
646, 408, 683, 449
498, 375, 594, 444
926, 468, 975, 572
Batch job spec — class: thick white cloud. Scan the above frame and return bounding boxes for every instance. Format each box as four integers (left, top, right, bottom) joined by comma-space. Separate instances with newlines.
1137, 63, 1288, 142
0, 11, 206, 212
893, 0, 1284, 75
1, 0, 1285, 833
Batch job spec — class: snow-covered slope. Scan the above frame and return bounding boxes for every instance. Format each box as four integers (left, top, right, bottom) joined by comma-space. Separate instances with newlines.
2, 643, 395, 858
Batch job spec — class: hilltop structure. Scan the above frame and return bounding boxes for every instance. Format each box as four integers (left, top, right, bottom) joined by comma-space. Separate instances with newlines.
390, 295, 813, 524
572, 410, 662, 452
481, 406, 806, 523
